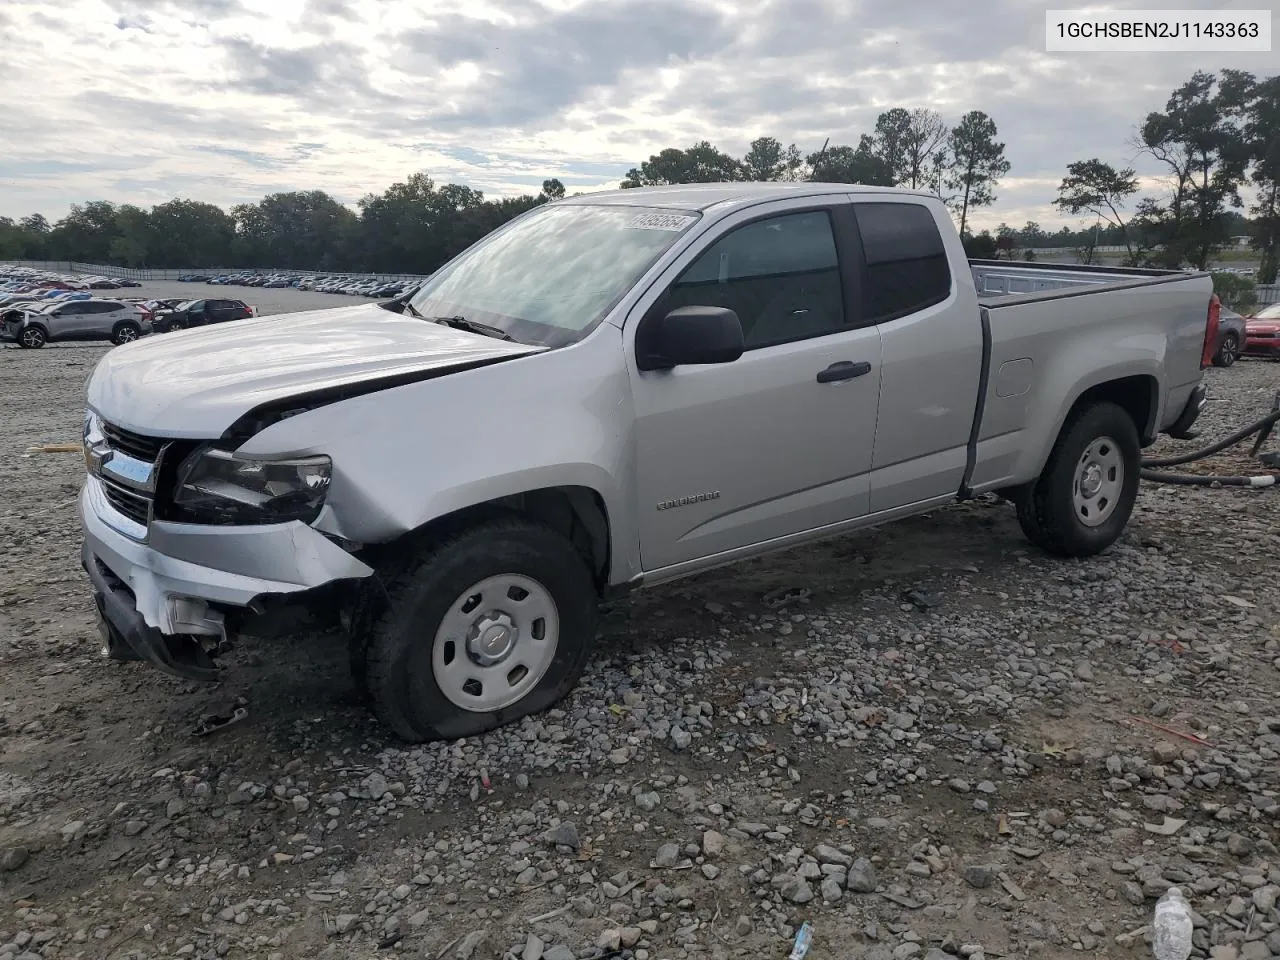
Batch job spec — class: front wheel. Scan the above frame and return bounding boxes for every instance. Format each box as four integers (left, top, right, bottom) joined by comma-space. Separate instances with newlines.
1213, 332, 1239, 367
18, 326, 47, 349
358, 517, 598, 742
1013, 401, 1141, 557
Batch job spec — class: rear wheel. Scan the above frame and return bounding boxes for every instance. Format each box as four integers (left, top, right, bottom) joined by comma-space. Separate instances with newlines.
111, 322, 141, 345
18, 325, 47, 349
1013, 401, 1140, 557
1213, 332, 1239, 367
358, 517, 598, 742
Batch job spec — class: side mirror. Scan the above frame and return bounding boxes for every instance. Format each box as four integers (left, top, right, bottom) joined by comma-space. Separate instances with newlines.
636, 306, 744, 372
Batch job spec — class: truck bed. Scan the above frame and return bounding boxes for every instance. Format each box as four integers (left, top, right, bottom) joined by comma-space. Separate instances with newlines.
971, 259, 1199, 304
961, 260, 1215, 498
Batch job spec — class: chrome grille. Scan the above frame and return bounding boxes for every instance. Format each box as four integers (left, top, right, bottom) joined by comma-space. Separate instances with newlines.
102, 481, 151, 527
101, 421, 165, 462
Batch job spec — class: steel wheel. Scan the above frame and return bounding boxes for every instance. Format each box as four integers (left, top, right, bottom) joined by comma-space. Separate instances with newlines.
1072, 436, 1123, 527
114, 326, 139, 344
431, 573, 560, 713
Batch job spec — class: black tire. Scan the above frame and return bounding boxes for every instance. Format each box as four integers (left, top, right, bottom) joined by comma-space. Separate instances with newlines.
1213, 332, 1239, 367
111, 322, 141, 346
1013, 401, 1141, 558
166, 320, 185, 333
359, 517, 598, 742
17, 325, 47, 349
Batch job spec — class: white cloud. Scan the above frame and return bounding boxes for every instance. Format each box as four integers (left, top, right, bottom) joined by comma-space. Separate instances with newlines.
0, 0, 1273, 232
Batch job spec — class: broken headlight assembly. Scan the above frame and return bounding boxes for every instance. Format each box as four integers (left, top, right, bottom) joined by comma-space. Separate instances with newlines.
169, 445, 331, 525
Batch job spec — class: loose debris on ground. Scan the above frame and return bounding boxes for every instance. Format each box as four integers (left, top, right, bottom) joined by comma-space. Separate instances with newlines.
1, 344, 1279, 960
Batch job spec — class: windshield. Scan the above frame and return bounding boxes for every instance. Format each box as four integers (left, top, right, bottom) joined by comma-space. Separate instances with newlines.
407, 203, 700, 347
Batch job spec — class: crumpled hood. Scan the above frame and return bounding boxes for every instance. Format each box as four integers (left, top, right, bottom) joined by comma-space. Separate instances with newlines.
87, 302, 544, 437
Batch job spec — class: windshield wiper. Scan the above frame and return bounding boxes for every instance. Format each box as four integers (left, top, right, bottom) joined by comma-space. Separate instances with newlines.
425, 314, 516, 342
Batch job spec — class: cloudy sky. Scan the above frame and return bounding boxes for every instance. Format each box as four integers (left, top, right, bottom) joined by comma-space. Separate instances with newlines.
0, 0, 1274, 231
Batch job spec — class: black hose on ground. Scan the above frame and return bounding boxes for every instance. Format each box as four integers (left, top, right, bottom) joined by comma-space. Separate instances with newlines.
1138, 406, 1280, 487
1140, 469, 1278, 487
1140, 410, 1280, 468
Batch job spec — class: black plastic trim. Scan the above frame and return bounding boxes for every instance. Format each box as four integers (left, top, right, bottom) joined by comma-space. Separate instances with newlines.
82, 544, 221, 682
958, 304, 994, 499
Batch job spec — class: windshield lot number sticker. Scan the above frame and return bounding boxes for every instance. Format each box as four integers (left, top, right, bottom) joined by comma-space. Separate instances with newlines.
628, 213, 696, 231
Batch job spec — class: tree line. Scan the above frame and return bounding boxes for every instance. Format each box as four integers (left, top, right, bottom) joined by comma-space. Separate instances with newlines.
0, 68, 1273, 278
1049, 69, 1278, 282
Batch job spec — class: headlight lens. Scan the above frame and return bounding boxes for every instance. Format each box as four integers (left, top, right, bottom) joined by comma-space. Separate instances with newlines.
171, 445, 331, 525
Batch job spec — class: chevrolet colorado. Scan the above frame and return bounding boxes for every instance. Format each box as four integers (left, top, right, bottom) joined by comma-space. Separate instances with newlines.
78, 183, 1218, 742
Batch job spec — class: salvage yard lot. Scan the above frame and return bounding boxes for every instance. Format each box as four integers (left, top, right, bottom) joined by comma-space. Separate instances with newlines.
0, 348, 1278, 960
129, 280, 380, 317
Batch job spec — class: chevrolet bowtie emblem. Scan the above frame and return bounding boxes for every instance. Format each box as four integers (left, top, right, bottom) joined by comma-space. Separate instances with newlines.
84, 438, 112, 476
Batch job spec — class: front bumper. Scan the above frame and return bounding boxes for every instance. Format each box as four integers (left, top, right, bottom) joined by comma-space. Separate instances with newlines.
1244, 337, 1280, 358
80, 479, 373, 680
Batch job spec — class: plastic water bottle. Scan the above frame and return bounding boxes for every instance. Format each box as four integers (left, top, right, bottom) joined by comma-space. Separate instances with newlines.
1152, 886, 1193, 960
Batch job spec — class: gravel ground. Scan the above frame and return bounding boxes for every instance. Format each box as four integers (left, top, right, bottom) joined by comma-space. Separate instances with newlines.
1, 348, 1279, 960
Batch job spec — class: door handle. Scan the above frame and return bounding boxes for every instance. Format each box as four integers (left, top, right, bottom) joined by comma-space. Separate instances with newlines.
816, 361, 872, 383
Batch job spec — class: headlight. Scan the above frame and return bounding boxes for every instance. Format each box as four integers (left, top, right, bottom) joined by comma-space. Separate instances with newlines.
170, 445, 331, 525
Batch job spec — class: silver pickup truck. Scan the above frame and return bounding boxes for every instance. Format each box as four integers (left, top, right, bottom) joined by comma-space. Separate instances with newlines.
78, 183, 1219, 742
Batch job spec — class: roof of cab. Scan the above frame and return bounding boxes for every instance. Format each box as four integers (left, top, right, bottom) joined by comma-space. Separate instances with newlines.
558, 181, 936, 212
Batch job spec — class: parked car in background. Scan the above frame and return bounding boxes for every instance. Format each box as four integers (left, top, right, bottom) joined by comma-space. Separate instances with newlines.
1212, 307, 1247, 366
3, 298, 149, 348
1244, 303, 1280, 359
156, 298, 254, 332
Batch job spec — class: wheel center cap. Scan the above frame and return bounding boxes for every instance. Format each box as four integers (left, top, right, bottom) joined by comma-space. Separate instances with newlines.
1081, 463, 1103, 497
468, 614, 516, 666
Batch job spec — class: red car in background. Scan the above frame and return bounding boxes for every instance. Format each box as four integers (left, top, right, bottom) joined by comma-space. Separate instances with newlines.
1244, 303, 1280, 360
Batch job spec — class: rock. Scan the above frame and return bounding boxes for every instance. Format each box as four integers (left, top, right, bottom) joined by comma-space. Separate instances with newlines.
408, 909, 432, 928
334, 914, 360, 934
1251, 885, 1278, 913
619, 927, 642, 948
1152, 741, 1180, 764
815, 844, 852, 867
734, 916, 753, 938
455, 929, 488, 960
671, 727, 692, 750
847, 858, 878, 893
701, 864, 721, 879
821, 875, 844, 902
291, 795, 310, 813
547, 822, 580, 850
654, 842, 681, 868
782, 876, 814, 904
0, 846, 29, 872
962, 865, 995, 889
596, 929, 622, 952
702, 830, 726, 858
521, 933, 544, 960
542, 947, 576, 960
123, 820, 147, 837
360, 773, 389, 799
635, 791, 660, 812
1075, 661, 1094, 681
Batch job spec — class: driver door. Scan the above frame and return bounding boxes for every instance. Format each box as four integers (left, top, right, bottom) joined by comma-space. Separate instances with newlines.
626, 197, 884, 572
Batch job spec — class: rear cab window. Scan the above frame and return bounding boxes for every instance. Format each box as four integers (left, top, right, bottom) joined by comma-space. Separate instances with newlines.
852, 202, 953, 322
